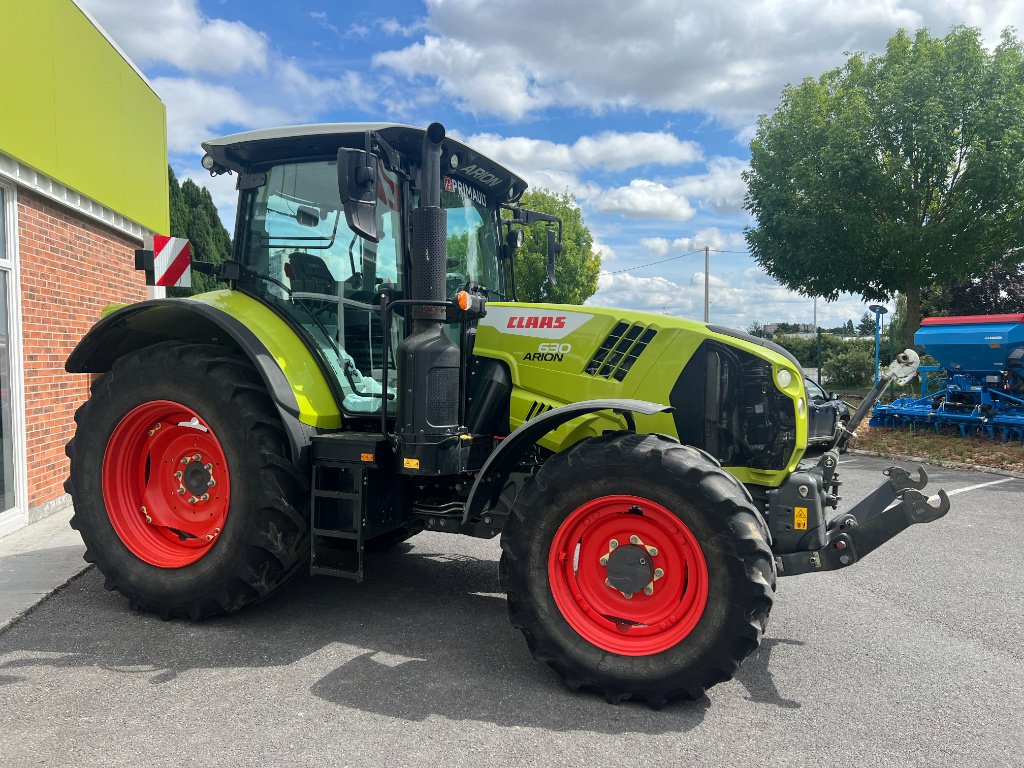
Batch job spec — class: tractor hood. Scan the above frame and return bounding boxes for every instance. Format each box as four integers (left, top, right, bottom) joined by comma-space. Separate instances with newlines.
201, 122, 528, 202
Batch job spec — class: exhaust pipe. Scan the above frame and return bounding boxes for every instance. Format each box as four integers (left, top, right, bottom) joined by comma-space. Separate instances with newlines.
396, 122, 462, 475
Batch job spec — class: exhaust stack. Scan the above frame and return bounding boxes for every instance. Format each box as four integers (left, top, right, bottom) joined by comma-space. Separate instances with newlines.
396, 122, 463, 475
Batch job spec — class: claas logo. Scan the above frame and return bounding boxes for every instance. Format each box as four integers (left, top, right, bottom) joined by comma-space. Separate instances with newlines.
506, 315, 567, 330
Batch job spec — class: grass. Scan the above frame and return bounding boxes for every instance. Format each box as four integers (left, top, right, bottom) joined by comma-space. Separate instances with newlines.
851, 420, 1024, 473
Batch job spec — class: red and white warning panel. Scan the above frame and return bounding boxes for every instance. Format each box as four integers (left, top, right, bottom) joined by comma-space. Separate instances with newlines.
153, 236, 191, 287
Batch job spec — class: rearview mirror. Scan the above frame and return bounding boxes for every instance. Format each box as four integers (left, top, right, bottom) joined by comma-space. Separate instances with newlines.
337, 148, 379, 243
546, 228, 562, 286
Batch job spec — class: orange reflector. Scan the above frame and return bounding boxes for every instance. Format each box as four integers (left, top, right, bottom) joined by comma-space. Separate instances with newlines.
360, 452, 374, 462
457, 291, 471, 311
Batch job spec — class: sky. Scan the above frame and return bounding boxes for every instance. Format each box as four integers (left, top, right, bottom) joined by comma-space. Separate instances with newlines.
79, 0, 1021, 330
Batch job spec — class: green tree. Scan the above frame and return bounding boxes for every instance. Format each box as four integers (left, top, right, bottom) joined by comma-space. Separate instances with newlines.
744, 26, 1024, 349
857, 311, 876, 336
168, 166, 232, 296
509, 189, 602, 304
747, 320, 766, 338
922, 261, 1024, 316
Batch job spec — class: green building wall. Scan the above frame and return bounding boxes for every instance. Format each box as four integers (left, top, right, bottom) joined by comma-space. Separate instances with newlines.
0, 0, 168, 234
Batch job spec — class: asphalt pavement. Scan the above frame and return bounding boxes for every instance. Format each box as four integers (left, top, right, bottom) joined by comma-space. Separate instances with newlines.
0, 455, 1020, 768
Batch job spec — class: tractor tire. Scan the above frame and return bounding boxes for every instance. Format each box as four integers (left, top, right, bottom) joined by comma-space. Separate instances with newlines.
65, 342, 309, 619
499, 432, 775, 705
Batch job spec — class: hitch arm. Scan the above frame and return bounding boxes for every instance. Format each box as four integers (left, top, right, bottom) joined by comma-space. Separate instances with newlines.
776, 462, 950, 577
835, 349, 920, 451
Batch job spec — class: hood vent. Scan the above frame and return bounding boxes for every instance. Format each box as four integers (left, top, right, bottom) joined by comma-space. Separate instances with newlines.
585, 322, 657, 381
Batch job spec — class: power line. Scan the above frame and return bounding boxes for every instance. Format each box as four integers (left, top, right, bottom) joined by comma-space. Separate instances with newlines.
607, 249, 703, 275
606, 247, 750, 277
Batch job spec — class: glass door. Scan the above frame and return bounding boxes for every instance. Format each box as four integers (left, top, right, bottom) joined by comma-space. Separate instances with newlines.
0, 184, 24, 530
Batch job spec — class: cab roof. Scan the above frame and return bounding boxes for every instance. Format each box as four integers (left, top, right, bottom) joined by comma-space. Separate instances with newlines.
201, 122, 528, 201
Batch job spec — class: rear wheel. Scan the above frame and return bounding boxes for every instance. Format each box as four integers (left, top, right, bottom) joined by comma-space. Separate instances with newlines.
65, 342, 309, 619
500, 433, 775, 704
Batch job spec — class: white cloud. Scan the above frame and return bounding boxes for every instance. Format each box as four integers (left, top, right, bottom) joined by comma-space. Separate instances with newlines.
673, 157, 750, 215
591, 180, 695, 221
155, 77, 290, 154
592, 238, 618, 263
589, 266, 873, 327
639, 237, 671, 257
671, 227, 748, 252
374, 0, 1013, 124
465, 131, 702, 176
78, 0, 268, 76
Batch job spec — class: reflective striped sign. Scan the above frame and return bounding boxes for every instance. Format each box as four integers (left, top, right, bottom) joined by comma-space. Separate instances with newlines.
153, 236, 191, 287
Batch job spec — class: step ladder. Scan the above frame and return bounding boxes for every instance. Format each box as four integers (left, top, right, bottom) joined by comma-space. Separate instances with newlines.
309, 433, 393, 581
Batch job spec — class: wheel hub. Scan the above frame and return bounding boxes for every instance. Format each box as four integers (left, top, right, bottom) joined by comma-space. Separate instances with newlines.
603, 544, 652, 597
179, 455, 215, 498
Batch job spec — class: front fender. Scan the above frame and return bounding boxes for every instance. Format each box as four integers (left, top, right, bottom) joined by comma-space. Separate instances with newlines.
462, 398, 673, 524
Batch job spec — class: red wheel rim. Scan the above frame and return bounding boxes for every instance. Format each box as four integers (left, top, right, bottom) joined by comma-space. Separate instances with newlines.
547, 495, 709, 656
102, 400, 231, 568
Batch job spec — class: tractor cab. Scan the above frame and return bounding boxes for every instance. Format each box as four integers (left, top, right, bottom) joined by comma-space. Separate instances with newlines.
201, 123, 540, 418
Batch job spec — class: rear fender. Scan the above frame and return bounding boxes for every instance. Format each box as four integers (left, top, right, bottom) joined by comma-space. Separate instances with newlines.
462, 398, 673, 525
66, 293, 343, 464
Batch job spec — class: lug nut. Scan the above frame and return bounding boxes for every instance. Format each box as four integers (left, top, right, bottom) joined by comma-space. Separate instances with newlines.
644, 586, 654, 596
629, 535, 640, 545
622, 592, 633, 599
609, 539, 618, 550
200, 493, 210, 502
648, 547, 658, 556
208, 479, 217, 488
599, 555, 609, 565
174, 471, 183, 480
192, 454, 201, 462
654, 568, 664, 579
177, 488, 185, 495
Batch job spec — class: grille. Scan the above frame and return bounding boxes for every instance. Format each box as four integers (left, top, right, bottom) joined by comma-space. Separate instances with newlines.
526, 401, 553, 420
585, 323, 657, 381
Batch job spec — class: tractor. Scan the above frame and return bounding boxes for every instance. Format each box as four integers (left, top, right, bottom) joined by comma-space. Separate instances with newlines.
65, 122, 950, 705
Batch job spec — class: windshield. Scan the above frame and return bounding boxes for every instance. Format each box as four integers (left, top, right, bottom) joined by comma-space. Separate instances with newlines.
238, 158, 403, 415
442, 176, 500, 295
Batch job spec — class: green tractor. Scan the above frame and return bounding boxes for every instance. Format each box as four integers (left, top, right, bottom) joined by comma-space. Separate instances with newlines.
65, 122, 949, 704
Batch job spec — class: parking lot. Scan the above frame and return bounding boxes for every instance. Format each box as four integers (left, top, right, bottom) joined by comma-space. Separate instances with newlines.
0, 455, 1020, 768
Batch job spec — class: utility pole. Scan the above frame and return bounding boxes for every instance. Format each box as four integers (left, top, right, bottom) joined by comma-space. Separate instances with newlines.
704, 245, 710, 323
814, 297, 821, 385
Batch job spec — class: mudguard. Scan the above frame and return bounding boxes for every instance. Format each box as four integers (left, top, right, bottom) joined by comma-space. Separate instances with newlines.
462, 398, 673, 524
66, 292, 343, 463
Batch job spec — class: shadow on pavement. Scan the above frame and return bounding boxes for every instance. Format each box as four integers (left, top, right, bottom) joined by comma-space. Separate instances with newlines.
0, 539, 801, 731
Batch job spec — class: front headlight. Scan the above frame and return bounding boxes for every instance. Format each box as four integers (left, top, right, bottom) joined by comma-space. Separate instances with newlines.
776, 368, 793, 389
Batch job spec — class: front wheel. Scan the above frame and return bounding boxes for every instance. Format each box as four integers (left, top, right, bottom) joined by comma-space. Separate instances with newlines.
499, 433, 775, 705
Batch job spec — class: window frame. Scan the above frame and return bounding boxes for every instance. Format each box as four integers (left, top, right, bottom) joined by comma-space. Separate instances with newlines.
0, 180, 29, 535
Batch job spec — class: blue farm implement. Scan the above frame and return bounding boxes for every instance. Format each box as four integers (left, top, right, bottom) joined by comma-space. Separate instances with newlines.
871, 314, 1024, 442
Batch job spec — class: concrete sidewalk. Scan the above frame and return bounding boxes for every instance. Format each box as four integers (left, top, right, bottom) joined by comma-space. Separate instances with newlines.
0, 506, 88, 632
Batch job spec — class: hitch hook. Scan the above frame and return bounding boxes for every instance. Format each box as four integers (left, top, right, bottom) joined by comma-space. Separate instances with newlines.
884, 465, 928, 491
899, 488, 951, 524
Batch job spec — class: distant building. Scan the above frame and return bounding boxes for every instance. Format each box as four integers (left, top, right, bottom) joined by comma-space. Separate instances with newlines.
763, 322, 816, 335
0, 0, 168, 536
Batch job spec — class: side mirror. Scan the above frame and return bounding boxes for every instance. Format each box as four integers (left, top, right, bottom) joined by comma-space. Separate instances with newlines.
500, 228, 523, 262
337, 148, 379, 243
546, 228, 562, 286
831, 392, 840, 401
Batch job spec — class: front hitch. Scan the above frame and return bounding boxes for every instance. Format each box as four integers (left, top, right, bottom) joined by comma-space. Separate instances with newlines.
775, 478, 950, 576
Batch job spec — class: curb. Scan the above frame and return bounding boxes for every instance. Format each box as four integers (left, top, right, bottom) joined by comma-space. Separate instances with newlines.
848, 448, 1024, 479
0, 563, 94, 635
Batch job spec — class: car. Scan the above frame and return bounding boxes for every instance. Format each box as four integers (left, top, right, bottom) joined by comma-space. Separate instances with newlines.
805, 377, 852, 452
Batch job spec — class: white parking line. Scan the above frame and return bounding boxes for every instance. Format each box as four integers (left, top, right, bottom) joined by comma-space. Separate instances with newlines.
930, 477, 1014, 502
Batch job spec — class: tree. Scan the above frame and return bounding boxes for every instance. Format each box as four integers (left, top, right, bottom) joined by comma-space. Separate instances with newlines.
857, 311, 876, 336
509, 189, 602, 304
168, 167, 232, 296
744, 26, 1024, 349
922, 261, 1024, 316
747, 320, 766, 338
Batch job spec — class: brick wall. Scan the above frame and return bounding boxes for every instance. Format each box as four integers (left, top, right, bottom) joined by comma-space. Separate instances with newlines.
16, 189, 147, 510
